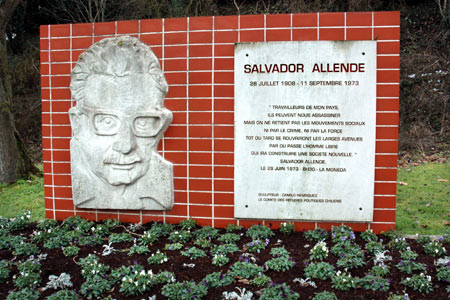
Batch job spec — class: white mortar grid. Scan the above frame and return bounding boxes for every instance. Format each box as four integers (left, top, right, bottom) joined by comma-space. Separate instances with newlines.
344, 12, 347, 40
162, 17, 167, 224
317, 13, 320, 40
48, 25, 56, 220
290, 13, 293, 41
212, 16, 216, 227
186, 17, 190, 220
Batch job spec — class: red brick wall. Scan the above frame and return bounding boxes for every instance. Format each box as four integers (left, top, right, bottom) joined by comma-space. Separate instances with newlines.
40, 12, 400, 233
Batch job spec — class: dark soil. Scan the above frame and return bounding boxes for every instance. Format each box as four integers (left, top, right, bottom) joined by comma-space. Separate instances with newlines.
1, 222, 449, 299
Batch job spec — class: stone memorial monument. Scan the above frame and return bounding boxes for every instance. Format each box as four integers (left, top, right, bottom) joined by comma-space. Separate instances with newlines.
69, 35, 174, 210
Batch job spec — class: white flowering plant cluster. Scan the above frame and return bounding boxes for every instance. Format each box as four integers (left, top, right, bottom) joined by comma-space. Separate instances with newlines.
2, 212, 450, 299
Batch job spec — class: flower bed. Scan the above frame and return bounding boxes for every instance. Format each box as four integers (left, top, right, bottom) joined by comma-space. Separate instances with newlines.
1, 212, 449, 300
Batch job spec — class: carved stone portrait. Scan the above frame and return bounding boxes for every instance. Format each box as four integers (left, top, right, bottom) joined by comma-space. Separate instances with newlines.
69, 35, 174, 210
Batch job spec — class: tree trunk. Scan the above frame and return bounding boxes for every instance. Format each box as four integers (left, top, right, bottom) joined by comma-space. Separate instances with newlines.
0, 0, 39, 183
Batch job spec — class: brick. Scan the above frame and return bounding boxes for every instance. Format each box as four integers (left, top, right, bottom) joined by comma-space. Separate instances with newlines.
214, 139, 233, 151
166, 85, 186, 98
172, 112, 187, 124
214, 58, 234, 70
165, 151, 187, 164
215, 15, 238, 30
346, 28, 372, 40
52, 88, 71, 100
45, 209, 54, 219
214, 112, 234, 124
343, 223, 369, 232
189, 139, 212, 151
189, 152, 212, 164
141, 19, 163, 33
293, 29, 317, 41
52, 137, 70, 149
189, 99, 211, 111
377, 70, 400, 83
267, 29, 291, 41
40, 52, 49, 64
117, 20, 139, 34
52, 126, 72, 138
165, 32, 187, 45
118, 214, 140, 223
51, 63, 71, 75
190, 205, 212, 218
319, 28, 345, 40
214, 31, 238, 44
376, 126, 398, 139
316, 222, 341, 231
165, 72, 187, 85
377, 55, 400, 69
165, 99, 186, 111
189, 85, 212, 97
214, 99, 234, 111
240, 30, 264, 42
374, 196, 396, 209
214, 85, 233, 97
189, 112, 212, 124
376, 141, 398, 153
374, 11, 400, 26
55, 200, 74, 210
373, 209, 396, 223
94, 22, 115, 35
164, 45, 187, 58
55, 211, 75, 221
214, 166, 234, 179
189, 31, 212, 44
52, 150, 70, 162
190, 179, 212, 191
194, 218, 213, 227
292, 13, 317, 27
375, 182, 397, 195
165, 17, 187, 31
50, 38, 70, 50
214, 206, 234, 218
238, 220, 260, 228
189, 58, 212, 71
240, 14, 264, 28
370, 223, 395, 234
164, 139, 187, 151
50, 24, 70, 37
214, 44, 234, 56
42, 113, 50, 125
51, 101, 72, 113
54, 187, 73, 198
41, 62, 49, 74
190, 16, 213, 30
72, 23, 93, 36
215, 193, 233, 205
164, 59, 187, 71
97, 212, 119, 221
214, 126, 233, 138
214, 179, 233, 192
189, 45, 212, 57
377, 41, 400, 54
174, 178, 187, 190
375, 155, 397, 167
173, 165, 187, 178
189, 125, 212, 138
40, 25, 49, 38
45, 198, 53, 209
140, 33, 162, 46
189, 72, 212, 84
214, 72, 233, 84
374, 27, 400, 40
50, 51, 70, 63
375, 168, 397, 181
319, 12, 345, 27
166, 216, 186, 225
294, 222, 316, 231
215, 219, 236, 228
174, 191, 188, 203
72, 50, 84, 62
347, 12, 372, 26
165, 126, 187, 138
53, 174, 71, 186
43, 173, 52, 185
267, 14, 291, 28
214, 153, 233, 165
377, 112, 399, 125
40, 39, 49, 51
190, 192, 212, 204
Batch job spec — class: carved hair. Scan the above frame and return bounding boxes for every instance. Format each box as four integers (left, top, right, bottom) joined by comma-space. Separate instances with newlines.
70, 35, 168, 105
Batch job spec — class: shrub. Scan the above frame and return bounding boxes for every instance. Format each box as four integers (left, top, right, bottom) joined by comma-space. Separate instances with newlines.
202, 272, 234, 288
401, 273, 433, 294
80, 274, 112, 299
181, 247, 206, 260
259, 283, 299, 300
305, 228, 328, 241
46, 289, 78, 300
358, 274, 390, 292
179, 219, 197, 230
312, 291, 338, 300
265, 256, 295, 272
304, 262, 335, 280
218, 233, 241, 244
6, 288, 39, 300
230, 261, 264, 279
246, 224, 274, 240
279, 222, 295, 235
161, 281, 208, 300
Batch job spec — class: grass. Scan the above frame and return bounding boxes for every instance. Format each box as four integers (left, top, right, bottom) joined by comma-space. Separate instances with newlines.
0, 163, 449, 234
0, 174, 44, 222
396, 162, 450, 235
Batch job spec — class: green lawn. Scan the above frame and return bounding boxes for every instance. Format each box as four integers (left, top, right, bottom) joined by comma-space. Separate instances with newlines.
396, 162, 450, 235
0, 163, 449, 234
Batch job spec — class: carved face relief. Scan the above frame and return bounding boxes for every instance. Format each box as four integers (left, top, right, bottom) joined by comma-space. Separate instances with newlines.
69, 36, 174, 210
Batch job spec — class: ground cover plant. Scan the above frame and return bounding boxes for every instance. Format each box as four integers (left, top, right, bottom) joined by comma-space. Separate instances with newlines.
1, 214, 450, 299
